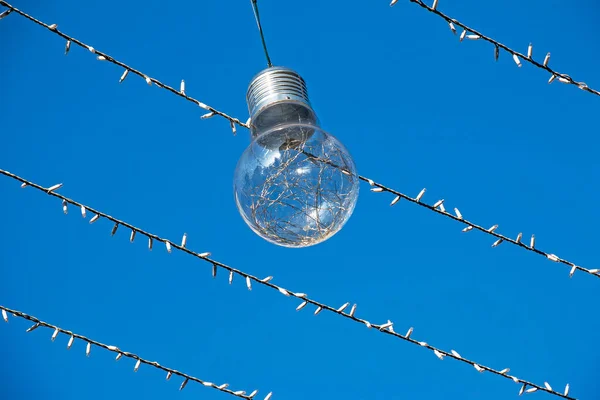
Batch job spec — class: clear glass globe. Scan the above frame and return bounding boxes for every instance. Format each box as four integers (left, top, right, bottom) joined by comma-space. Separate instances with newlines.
234, 123, 359, 248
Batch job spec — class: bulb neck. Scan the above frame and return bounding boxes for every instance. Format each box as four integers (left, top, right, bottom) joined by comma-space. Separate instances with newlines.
246, 66, 319, 139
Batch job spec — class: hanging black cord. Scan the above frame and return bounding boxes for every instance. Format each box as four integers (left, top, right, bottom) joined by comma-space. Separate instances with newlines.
250, 0, 273, 67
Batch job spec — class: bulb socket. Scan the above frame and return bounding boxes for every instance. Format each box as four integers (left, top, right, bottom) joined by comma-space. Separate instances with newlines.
246, 66, 318, 138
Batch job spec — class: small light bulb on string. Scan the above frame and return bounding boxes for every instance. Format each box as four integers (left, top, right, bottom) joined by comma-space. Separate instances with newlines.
0, 9, 12, 20
448, 22, 456, 34
543, 53, 551, 67
119, 69, 129, 83
179, 378, 189, 391
513, 54, 522, 67
47, 183, 63, 193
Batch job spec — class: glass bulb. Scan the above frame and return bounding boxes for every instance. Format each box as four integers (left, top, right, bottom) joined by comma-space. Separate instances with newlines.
234, 67, 359, 248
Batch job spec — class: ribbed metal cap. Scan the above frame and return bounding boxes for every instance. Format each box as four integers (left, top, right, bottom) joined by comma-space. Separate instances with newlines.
245, 67, 318, 141
246, 66, 311, 120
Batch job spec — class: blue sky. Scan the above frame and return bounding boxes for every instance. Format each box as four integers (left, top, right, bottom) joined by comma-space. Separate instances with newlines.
1, 0, 599, 399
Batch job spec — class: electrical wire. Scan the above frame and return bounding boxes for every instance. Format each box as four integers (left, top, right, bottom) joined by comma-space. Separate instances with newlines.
0, 0, 248, 134
250, 0, 273, 67
360, 176, 600, 280
391, 0, 599, 97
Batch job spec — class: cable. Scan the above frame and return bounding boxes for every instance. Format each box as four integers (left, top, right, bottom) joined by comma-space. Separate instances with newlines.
0, 0, 248, 134
391, 0, 599, 97
250, 0, 273, 67
0, 169, 575, 399
0, 304, 270, 400
360, 176, 600, 280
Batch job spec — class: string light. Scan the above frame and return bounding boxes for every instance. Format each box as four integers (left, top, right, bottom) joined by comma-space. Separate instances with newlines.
0, 305, 269, 400
3, 147, 599, 278
0, 1, 591, 397
0, 1, 248, 131
360, 176, 599, 280
0, 170, 575, 399
388, 0, 600, 96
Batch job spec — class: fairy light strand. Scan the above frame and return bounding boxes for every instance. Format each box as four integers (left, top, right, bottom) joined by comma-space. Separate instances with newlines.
297, 148, 600, 281
390, 0, 599, 96
0, 2, 589, 396
360, 175, 600, 280
0, 304, 269, 400
0, 170, 574, 399
0, 0, 248, 133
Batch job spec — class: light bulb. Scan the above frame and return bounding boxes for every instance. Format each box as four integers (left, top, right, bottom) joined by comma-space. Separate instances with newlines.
234, 67, 359, 248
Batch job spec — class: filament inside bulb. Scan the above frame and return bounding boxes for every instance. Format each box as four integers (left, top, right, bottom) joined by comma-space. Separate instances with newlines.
234, 123, 359, 248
